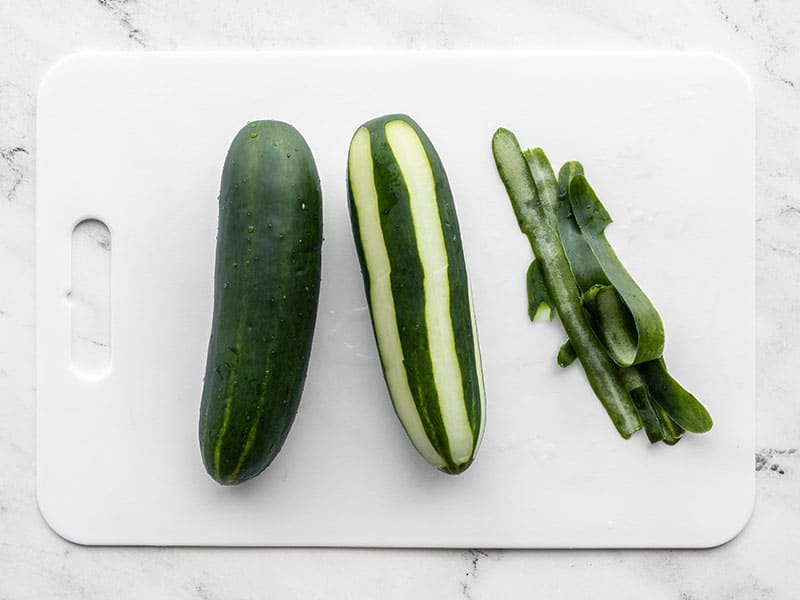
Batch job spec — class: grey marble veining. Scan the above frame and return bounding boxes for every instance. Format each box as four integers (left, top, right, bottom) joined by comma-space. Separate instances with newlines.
1, 0, 798, 598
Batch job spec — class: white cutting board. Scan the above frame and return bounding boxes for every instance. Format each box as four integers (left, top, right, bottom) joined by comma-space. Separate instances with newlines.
36, 51, 755, 547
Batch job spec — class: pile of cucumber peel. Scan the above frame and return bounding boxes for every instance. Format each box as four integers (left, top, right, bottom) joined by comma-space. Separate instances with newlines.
492, 128, 712, 445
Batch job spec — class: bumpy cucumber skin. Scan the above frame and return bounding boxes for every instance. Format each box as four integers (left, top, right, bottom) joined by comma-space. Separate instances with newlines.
200, 121, 322, 485
347, 114, 485, 474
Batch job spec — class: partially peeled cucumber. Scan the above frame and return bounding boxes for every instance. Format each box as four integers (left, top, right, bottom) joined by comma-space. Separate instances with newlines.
347, 114, 486, 474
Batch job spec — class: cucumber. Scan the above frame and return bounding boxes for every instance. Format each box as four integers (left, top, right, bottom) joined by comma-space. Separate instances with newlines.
346, 114, 486, 474
199, 120, 322, 485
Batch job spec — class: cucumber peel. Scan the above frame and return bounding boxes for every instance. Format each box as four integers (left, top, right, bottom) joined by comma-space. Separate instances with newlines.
493, 128, 642, 439
497, 132, 713, 445
526, 259, 553, 322
557, 339, 577, 368
636, 359, 713, 433
567, 175, 664, 367
555, 161, 610, 293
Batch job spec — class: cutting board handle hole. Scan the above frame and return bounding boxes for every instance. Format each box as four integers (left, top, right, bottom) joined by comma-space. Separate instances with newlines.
69, 218, 112, 379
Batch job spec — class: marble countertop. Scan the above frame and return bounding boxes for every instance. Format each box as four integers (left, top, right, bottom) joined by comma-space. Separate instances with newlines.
1, 1, 798, 597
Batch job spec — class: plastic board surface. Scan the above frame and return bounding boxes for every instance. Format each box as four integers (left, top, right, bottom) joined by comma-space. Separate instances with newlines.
36, 52, 754, 547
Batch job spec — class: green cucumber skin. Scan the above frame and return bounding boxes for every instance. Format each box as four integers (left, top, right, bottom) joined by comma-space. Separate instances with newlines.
347, 114, 485, 474
199, 121, 322, 485
491, 128, 641, 438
